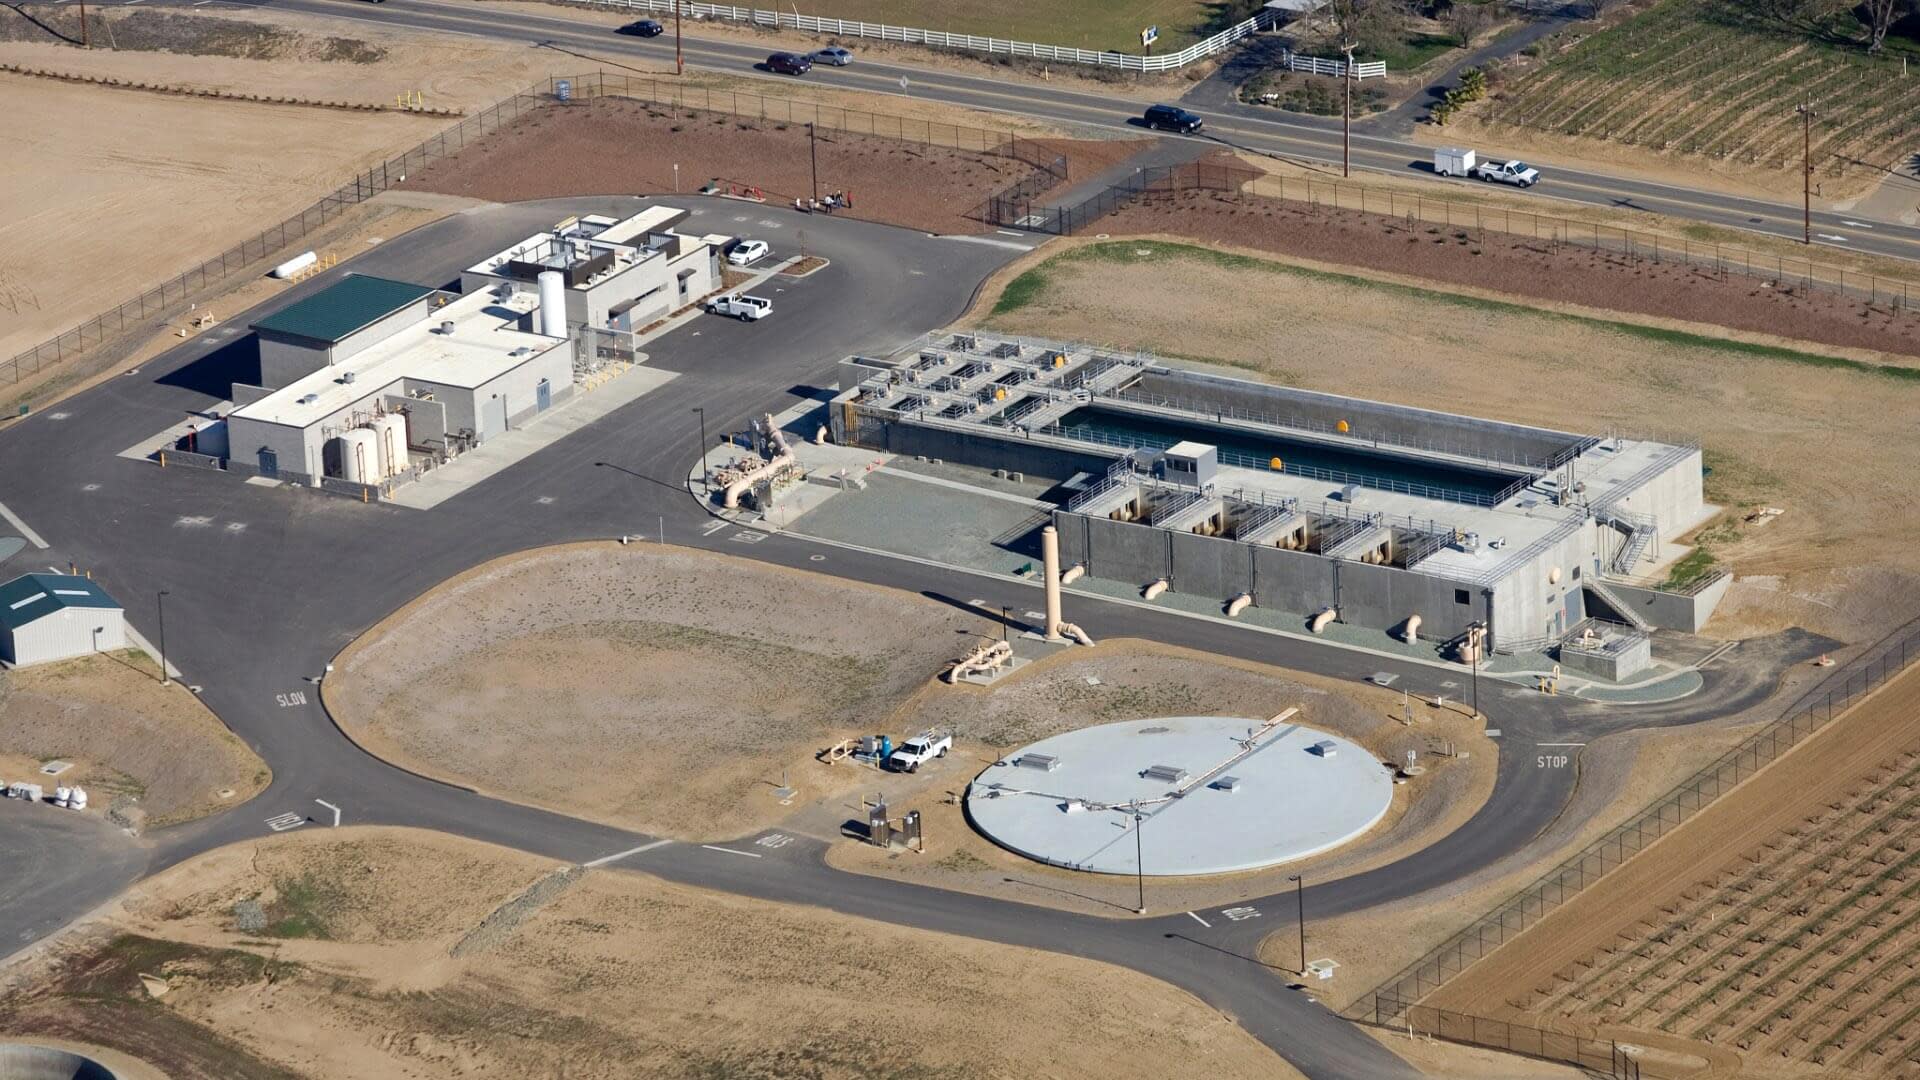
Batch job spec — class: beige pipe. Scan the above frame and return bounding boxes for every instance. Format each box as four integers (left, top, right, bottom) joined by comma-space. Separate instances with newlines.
1042, 525, 1064, 641
1226, 593, 1253, 617
1061, 563, 1086, 585
1404, 614, 1422, 644
1310, 608, 1338, 634
1058, 621, 1095, 646
1142, 579, 1169, 601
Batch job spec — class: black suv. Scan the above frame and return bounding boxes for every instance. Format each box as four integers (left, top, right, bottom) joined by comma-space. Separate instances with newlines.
767, 52, 813, 75
1143, 104, 1204, 134
617, 19, 664, 36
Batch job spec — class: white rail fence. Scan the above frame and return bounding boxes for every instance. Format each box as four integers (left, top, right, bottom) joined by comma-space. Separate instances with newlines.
1286, 52, 1388, 79
592, 0, 1285, 72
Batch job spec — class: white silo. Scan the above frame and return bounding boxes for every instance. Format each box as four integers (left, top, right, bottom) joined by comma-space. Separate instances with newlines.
374, 414, 408, 478
338, 428, 380, 483
537, 270, 567, 338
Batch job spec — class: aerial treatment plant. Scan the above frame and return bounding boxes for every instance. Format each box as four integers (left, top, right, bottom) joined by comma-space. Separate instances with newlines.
830, 331, 1724, 659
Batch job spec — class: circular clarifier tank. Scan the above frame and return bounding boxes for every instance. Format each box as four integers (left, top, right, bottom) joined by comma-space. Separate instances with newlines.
0, 1043, 118, 1080
966, 716, 1392, 876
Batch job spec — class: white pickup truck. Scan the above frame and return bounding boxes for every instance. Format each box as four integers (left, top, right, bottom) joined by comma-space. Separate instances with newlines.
887, 730, 952, 773
1433, 147, 1540, 188
706, 294, 773, 321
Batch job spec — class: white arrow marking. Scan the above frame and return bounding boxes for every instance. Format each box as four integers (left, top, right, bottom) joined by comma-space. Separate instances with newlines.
1816, 233, 1850, 243
1841, 220, 1875, 229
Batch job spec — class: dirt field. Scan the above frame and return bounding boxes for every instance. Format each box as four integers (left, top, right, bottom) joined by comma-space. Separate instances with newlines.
1098, 185, 1920, 361
979, 238, 1920, 643
0, 827, 1303, 1080
1428, 665, 1920, 1079
0, 651, 269, 828
325, 542, 997, 840
825, 641, 1495, 916
402, 95, 1122, 235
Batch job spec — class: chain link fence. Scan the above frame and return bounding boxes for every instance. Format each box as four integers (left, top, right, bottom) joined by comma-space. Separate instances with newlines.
1368, 995, 1646, 1078
1347, 612, 1920, 1027
4, 70, 1043, 399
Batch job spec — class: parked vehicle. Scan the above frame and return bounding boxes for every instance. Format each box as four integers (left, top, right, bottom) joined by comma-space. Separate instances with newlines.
767, 52, 812, 75
1473, 158, 1540, 187
726, 239, 770, 266
886, 729, 952, 772
1434, 147, 1540, 187
707, 294, 773, 320
1143, 103, 1204, 134
812, 46, 854, 66
617, 19, 664, 36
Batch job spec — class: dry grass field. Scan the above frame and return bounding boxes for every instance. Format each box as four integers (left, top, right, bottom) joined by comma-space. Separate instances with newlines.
0, 827, 1303, 1080
979, 238, 1920, 643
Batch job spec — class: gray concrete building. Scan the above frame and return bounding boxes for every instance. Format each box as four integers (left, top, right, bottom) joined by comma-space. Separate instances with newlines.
829, 331, 1725, 655
0, 573, 125, 668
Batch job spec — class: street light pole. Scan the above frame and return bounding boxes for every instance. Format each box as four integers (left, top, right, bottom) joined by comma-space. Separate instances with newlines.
692, 407, 710, 490
1797, 101, 1815, 245
1288, 874, 1306, 974
674, 0, 683, 75
157, 590, 170, 686
809, 122, 820, 202
1342, 45, 1355, 179
1469, 622, 1483, 720
1133, 810, 1146, 915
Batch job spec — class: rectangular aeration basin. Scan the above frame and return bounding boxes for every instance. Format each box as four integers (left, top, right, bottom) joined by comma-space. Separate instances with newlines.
1144, 764, 1189, 784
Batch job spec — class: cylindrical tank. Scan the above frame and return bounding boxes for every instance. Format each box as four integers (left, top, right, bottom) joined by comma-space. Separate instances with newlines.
336, 428, 380, 483
374, 414, 408, 477
538, 270, 567, 337
271, 251, 317, 279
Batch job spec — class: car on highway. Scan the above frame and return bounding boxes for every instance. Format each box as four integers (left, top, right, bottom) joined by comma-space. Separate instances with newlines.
767, 52, 813, 76
1434, 147, 1541, 187
1142, 104, 1204, 134
726, 239, 770, 266
617, 19, 664, 36
811, 46, 854, 66
707, 294, 773, 320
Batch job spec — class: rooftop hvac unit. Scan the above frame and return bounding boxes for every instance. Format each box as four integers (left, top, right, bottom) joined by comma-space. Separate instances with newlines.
1211, 775, 1243, 792
1143, 764, 1188, 784
1340, 484, 1360, 502
1016, 754, 1060, 772
1309, 740, 1338, 758
298, 393, 320, 405
436, 320, 456, 335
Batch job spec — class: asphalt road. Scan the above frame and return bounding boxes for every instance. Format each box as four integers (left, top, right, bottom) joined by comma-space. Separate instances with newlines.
180, 0, 1920, 262
0, 198, 1818, 1078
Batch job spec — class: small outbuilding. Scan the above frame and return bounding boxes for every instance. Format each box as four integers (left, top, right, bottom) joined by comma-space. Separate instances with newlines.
0, 573, 126, 668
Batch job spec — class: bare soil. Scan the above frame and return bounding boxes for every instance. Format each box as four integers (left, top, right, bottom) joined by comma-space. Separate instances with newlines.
0, 827, 1304, 1080
0, 651, 269, 828
825, 640, 1496, 917
403, 95, 1125, 235
1428, 665, 1920, 1079
1100, 187, 1920, 361
978, 238, 1920, 643
324, 542, 994, 841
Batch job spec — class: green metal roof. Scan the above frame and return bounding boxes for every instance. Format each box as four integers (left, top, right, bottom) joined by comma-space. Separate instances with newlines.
250, 274, 435, 344
0, 573, 120, 631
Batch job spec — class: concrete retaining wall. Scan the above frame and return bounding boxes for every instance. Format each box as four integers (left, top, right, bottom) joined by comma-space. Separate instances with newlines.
1593, 572, 1732, 633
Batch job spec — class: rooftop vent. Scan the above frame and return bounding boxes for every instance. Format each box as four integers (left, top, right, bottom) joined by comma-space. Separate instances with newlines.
298, 393, 320, 405
339, 371, 356, 385
1308, 740, 1338, 758
436, 320, 455, 335
1016, 754, 1060, 772
1143, 764, 1188, 784
1211, 775, 1242, 792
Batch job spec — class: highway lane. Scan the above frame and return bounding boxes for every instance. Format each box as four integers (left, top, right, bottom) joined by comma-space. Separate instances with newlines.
0, 198, 1814, 1077
246, 0, 1920, 262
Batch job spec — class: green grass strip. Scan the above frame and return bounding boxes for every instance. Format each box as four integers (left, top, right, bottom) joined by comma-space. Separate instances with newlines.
988, 240, 1920, 383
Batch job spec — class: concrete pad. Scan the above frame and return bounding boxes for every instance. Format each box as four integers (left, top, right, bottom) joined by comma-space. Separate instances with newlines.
967, 716, 1392, 876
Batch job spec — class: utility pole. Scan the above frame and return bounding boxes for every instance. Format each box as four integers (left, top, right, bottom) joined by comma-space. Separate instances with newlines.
675, 0, 684, 75
79, 0, 90, 48
1133, 809, 1147, 914
1797, 101, 1815, 245
156, 590, 170, 686
808, 122, 820, 202
1469, 622, 1483, 720
1289, 874, 1306, 974
1341, 44, 1355, 179
692, 406, 709, 490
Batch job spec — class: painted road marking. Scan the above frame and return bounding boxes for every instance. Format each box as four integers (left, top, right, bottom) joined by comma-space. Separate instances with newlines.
275, 690, 308, 708
176, 515, 213, 528
1186, 911, 1211, 928
701, 844, 763, 859
314, 799, 341, 827
1817, 233, 1850, 243
1220, 906, 1262, 922
264, 812, 306, 832
584, 838, 671, 867
1536, 742, 1586, 747
754, 833, 793, 849
809, 554, 825, 561
0, 501, 48, 549
224, 522, 247, 533
730, 530, 767, 544
700, 520, 728, 536
1842, 220, 1875, 229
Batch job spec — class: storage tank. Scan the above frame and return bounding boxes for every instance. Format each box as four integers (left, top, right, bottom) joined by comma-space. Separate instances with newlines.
538, 270, 566, 338
336, 428, 380, 483
374, 414, 408, 478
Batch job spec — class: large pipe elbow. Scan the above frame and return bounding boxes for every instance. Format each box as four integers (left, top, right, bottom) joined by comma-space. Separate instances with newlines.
1226, 593, 1253, 618
1310, 608, 1338, 634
